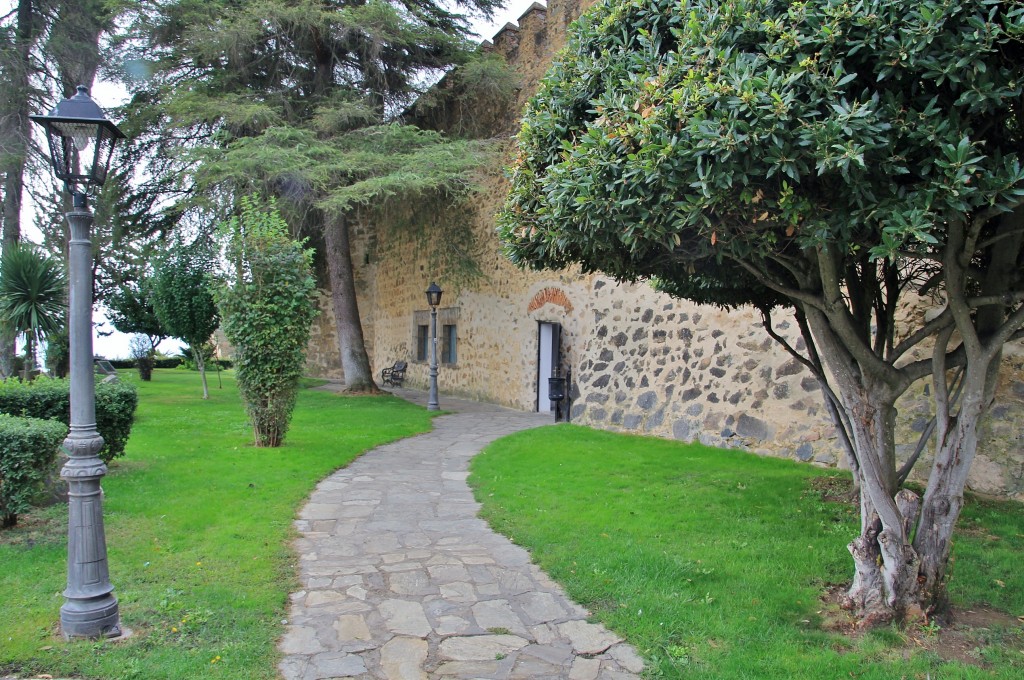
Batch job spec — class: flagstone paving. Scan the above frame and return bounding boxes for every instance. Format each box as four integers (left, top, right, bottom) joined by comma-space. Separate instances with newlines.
278, 389, 643, 679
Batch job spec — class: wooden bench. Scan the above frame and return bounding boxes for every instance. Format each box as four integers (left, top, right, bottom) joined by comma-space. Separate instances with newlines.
381, 360, 407, 387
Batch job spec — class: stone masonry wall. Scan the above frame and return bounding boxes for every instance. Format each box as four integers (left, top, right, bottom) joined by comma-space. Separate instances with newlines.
569, 280, 838, 463
568, 279, 1024, 499
304, 0, 1024, 500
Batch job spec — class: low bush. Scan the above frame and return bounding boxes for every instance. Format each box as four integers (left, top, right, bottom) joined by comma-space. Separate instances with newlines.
136, 355, 155, 381
0, 377, 138, 463
129, 336, 155, 382
0, 414, 66, 527
95, 380, 139, 461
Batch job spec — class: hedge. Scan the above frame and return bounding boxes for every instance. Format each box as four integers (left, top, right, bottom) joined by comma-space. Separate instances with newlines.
0, 414, 66, 527
104, 358, 184, 370
0, 377, 138, 464
101, 358, 232, 370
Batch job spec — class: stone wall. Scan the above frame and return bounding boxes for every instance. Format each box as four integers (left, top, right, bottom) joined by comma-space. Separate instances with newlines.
303, 0, 1024, 500
568, 279, 1024, 498
569, 280, 840, 462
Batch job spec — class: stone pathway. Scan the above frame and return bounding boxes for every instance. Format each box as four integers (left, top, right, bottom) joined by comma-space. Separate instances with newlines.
278, 389, 643, 679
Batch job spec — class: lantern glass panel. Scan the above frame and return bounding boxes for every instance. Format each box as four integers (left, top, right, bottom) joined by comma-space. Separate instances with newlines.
43, 121, 118, 188
53, 122, 96, 152
91, 125, 118, 185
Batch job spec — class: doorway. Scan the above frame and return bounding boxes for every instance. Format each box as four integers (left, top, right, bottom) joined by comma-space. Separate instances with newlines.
536, 322, 561, 413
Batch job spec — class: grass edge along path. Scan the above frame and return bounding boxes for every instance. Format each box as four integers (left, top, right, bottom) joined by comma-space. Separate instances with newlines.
0, 369, 433, 679
469, 424, 1024, 680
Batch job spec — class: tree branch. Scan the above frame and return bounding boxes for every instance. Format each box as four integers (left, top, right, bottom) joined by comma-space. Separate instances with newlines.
759, 307, 817, 375
967, 292, 1024, 308
816, 246, 903, 388
900, 341, 966, 383
976, 225, 1024, 251
891, 307, 954, 362
880, 259, 900, 360
764, 251, 806, 281
728, 255, 826, 310
962, 200, 1019, 259
931, 324, 957, 454
896, 366, 964, 487
944, 218, 984, 356
984, 303, 1024, 361
968, 201, 1021, 252
793, 308, 858, 473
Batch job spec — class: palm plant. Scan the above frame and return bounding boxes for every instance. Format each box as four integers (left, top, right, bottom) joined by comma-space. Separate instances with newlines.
0, 243, 67, 381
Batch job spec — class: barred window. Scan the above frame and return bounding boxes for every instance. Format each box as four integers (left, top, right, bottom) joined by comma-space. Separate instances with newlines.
442, 324, 457, 364
416, 324, 429, 362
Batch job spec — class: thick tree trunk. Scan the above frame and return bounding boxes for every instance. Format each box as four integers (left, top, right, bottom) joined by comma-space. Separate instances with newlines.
323, 216, 377, 391
914, 485, 965, 614
0, 0, 39, 379
805, 304, 924, 624
840, 393, 924, 625
913, 356, 993, 613
805, 209, 1021, 625
844, 509, 885, 617
910, 208, 1022, 615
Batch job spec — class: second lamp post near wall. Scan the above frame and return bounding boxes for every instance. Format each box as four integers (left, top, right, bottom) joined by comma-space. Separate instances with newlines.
425, 283, 442, 411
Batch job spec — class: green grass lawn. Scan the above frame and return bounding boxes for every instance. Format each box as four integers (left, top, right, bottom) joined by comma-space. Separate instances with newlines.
469, 424, 1024, 679
0, 369, 433, 679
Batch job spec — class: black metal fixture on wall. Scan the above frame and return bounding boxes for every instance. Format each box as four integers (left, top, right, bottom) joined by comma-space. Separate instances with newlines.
548, 367, 572, 423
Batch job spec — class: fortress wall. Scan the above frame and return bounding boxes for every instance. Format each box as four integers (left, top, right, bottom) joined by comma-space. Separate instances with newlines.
303, 0, 1024, 499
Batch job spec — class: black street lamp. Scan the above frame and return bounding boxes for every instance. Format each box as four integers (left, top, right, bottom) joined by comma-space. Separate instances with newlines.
425, 282, 442, 411
31, 86, 126, 640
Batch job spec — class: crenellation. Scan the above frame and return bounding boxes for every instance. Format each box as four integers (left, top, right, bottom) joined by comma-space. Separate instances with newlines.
490, 23, 521, 62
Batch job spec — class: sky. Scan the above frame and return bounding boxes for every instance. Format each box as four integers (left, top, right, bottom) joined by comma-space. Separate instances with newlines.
12, 0, 541, 360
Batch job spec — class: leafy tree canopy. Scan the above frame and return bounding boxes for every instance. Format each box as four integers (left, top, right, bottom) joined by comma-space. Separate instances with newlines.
500, 0, 1024, 624
152, 240, 218, 346
106, 277, 166, 352
502, 0, 1023, 294
115, 0, 511, 226
151, 237, 220, 397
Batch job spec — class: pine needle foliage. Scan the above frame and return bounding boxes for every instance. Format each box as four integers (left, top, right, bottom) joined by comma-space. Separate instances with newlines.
117, 0, 513, 235
115, 0, 516, 386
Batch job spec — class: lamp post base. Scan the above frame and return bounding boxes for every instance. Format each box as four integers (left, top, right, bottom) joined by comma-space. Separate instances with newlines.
59, 459, 120, 639
61, 594, 121, 639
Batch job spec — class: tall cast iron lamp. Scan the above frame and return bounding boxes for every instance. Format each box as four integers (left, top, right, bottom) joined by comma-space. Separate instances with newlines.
32, 86, 126, 639
425, 282, 442, 411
